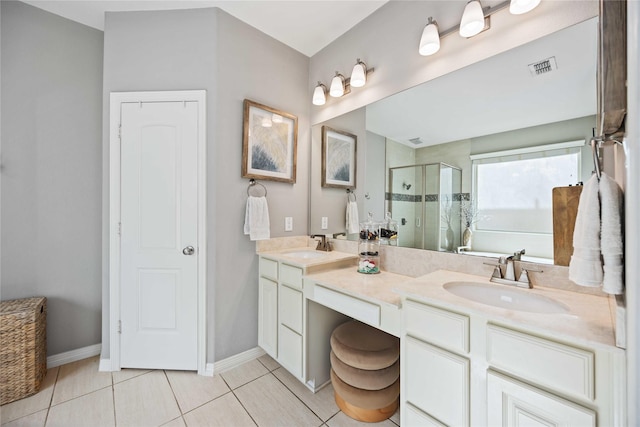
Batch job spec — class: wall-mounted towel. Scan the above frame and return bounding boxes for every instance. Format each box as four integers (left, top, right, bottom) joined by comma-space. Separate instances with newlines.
569, 175, 602, 287
569, 173, 624, 294
244, 196, 270, 241
600, 173, 624, 294
346, 200, 359, 235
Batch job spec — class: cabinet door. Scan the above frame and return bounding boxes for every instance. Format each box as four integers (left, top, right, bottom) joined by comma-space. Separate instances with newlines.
258, 277, 278, 358
487, 371, 596, 427
278, 325, 303, 379
405, 336, 469, 427
279, 285, 303, 334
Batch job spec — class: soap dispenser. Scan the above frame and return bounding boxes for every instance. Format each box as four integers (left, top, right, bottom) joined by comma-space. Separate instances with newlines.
358, 213, 380, 274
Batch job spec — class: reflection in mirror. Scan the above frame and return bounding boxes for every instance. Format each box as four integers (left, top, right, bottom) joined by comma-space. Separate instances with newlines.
310, 18, 598, 265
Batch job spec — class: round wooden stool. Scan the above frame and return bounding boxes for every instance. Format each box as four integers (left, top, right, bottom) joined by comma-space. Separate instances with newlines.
330, 320, 400, 422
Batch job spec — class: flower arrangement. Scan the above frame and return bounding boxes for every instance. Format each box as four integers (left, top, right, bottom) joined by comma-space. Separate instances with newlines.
460, 200, 479, 228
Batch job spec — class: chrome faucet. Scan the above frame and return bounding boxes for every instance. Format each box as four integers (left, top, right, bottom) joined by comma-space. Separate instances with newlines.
311, 234, 332, 251
484, 252, 541, 289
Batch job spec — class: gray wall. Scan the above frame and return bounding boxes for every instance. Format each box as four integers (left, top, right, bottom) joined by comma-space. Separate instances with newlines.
1, 1, 104, 355
214, 10, 310, 360
102, 7, 310, 362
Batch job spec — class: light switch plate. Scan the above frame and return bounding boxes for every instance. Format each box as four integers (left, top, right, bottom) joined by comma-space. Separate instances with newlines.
321, 217, 328, 230
285, 217, 293, 231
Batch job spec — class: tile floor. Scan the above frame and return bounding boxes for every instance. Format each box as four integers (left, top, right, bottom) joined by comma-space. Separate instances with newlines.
1, 355, 400, 427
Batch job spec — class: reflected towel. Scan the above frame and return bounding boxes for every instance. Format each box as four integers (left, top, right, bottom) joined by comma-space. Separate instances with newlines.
244, 196, 270, 241
346, 201, 360, 235
600, 173, 624, 295
569, 174, 603, 287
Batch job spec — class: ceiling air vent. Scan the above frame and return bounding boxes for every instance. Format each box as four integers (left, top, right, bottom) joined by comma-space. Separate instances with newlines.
409, 137, 423, 145
528, 56, 558, 76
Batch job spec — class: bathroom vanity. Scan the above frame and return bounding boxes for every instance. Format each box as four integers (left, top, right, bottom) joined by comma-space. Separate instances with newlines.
257, 248, 625, 426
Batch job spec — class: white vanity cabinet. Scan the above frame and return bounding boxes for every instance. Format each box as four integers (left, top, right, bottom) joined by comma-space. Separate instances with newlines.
258, 257, 279, 358
258, 256, 305, 380
401, 297, 626, 426
402, 300, 471, 426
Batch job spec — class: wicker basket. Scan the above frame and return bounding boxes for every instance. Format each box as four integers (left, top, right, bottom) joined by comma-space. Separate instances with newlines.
0, 297, 47, 405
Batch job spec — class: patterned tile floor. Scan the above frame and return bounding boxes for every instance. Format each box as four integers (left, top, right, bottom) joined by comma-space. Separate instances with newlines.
0, 355, 400, 427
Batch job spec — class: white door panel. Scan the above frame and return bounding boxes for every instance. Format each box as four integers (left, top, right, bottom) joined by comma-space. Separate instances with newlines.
120, 101, 199, 370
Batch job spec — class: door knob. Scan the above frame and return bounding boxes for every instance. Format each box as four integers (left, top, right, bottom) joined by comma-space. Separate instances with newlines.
182, 246, 195, 255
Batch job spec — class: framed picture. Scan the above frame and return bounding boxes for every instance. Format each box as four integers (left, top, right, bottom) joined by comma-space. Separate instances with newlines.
322, 126, 357, 189
242, 99, 298, 183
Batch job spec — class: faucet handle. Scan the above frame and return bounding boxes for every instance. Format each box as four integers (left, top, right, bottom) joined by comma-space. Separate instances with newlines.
484, 262, 503, 279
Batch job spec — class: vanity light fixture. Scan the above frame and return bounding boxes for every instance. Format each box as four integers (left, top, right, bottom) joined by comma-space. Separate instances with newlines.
271, 113, 283, 124
419, 17, 441, 56
350, 59, 368, 88
509, 0, 541, 14
419, 0, 541, 57
329, 72, 346, 97
312, 82, 327, 106
312, 61, 374, 105
459, 0, 486, 38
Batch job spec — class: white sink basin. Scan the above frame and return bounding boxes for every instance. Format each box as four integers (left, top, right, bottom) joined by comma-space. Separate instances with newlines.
443, 281, 569, 314
283, 250, 328, 259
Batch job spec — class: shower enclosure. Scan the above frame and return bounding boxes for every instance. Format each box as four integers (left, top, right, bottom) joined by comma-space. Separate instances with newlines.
387, 163, 462, 251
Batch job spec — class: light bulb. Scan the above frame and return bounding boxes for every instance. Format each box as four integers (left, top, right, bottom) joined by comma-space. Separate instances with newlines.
419, 17, 440, 56
312, 83, 326, 105
271, 114, 283, 124
509, 0, 540, 14
459, 0, 485, 38
329, 73, 345, 97
350, 60, 367, 88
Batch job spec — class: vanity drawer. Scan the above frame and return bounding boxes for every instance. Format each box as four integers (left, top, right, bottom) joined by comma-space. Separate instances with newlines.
487, 324, 595, 400
405, 300, 469, 354
313, 285, 380, 327
279, 285, 303, 334
259, 257, 278, 281
278, 324, 303, 379
280, 264, 303, 289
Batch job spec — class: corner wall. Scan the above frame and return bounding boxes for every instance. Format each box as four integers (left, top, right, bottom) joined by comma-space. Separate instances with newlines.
0, 1, 104, 355
101, 7, 310, 363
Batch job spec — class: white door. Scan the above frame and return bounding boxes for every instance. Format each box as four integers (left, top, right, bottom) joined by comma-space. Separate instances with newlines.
119, 101, 199, 370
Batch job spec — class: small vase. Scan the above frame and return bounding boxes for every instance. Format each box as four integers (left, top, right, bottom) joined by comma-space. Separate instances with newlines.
462, 227, 472, 248
445, 224, 454, 252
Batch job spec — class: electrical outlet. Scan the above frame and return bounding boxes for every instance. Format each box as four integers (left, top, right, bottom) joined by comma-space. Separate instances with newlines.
285, 217, 293, 231
321, 217, 328, 230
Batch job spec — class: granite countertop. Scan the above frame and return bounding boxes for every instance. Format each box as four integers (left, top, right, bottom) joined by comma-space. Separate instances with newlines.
304, 267, 412, 309
303, 266, 618, 351
400, 270, 618, 350
259, 247, 357, 268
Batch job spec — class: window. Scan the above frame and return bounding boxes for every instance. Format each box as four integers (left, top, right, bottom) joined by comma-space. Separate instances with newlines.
471, 141, 583, 234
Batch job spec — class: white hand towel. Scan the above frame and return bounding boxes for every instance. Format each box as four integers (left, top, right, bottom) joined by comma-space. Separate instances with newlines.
346, 201, 360, 235
569, 174, 603, 287
599, 173, 624, 294
244, 196, 270, 241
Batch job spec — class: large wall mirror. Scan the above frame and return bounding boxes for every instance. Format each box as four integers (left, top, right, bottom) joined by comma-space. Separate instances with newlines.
310, 17, 598, 265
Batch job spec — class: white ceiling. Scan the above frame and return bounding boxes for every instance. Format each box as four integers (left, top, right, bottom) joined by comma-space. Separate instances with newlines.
21, 0, 389, 57
366, 17, 598, 147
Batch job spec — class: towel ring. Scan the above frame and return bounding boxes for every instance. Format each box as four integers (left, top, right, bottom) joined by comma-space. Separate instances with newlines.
346, 188, 356, 202
247, 179, 267, 197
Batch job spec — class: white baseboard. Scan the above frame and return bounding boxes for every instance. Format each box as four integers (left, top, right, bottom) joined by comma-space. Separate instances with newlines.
57, 344, 265, 376
47, 343, 102, 368
99, 358, 112, 372
212, 347, 265, 374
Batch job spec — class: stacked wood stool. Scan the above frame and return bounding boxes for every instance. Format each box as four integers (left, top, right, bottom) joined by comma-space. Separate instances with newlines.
330, 320, 400, 422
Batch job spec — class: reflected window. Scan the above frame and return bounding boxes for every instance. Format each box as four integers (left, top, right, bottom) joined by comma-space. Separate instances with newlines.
472, 141, 583, 234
